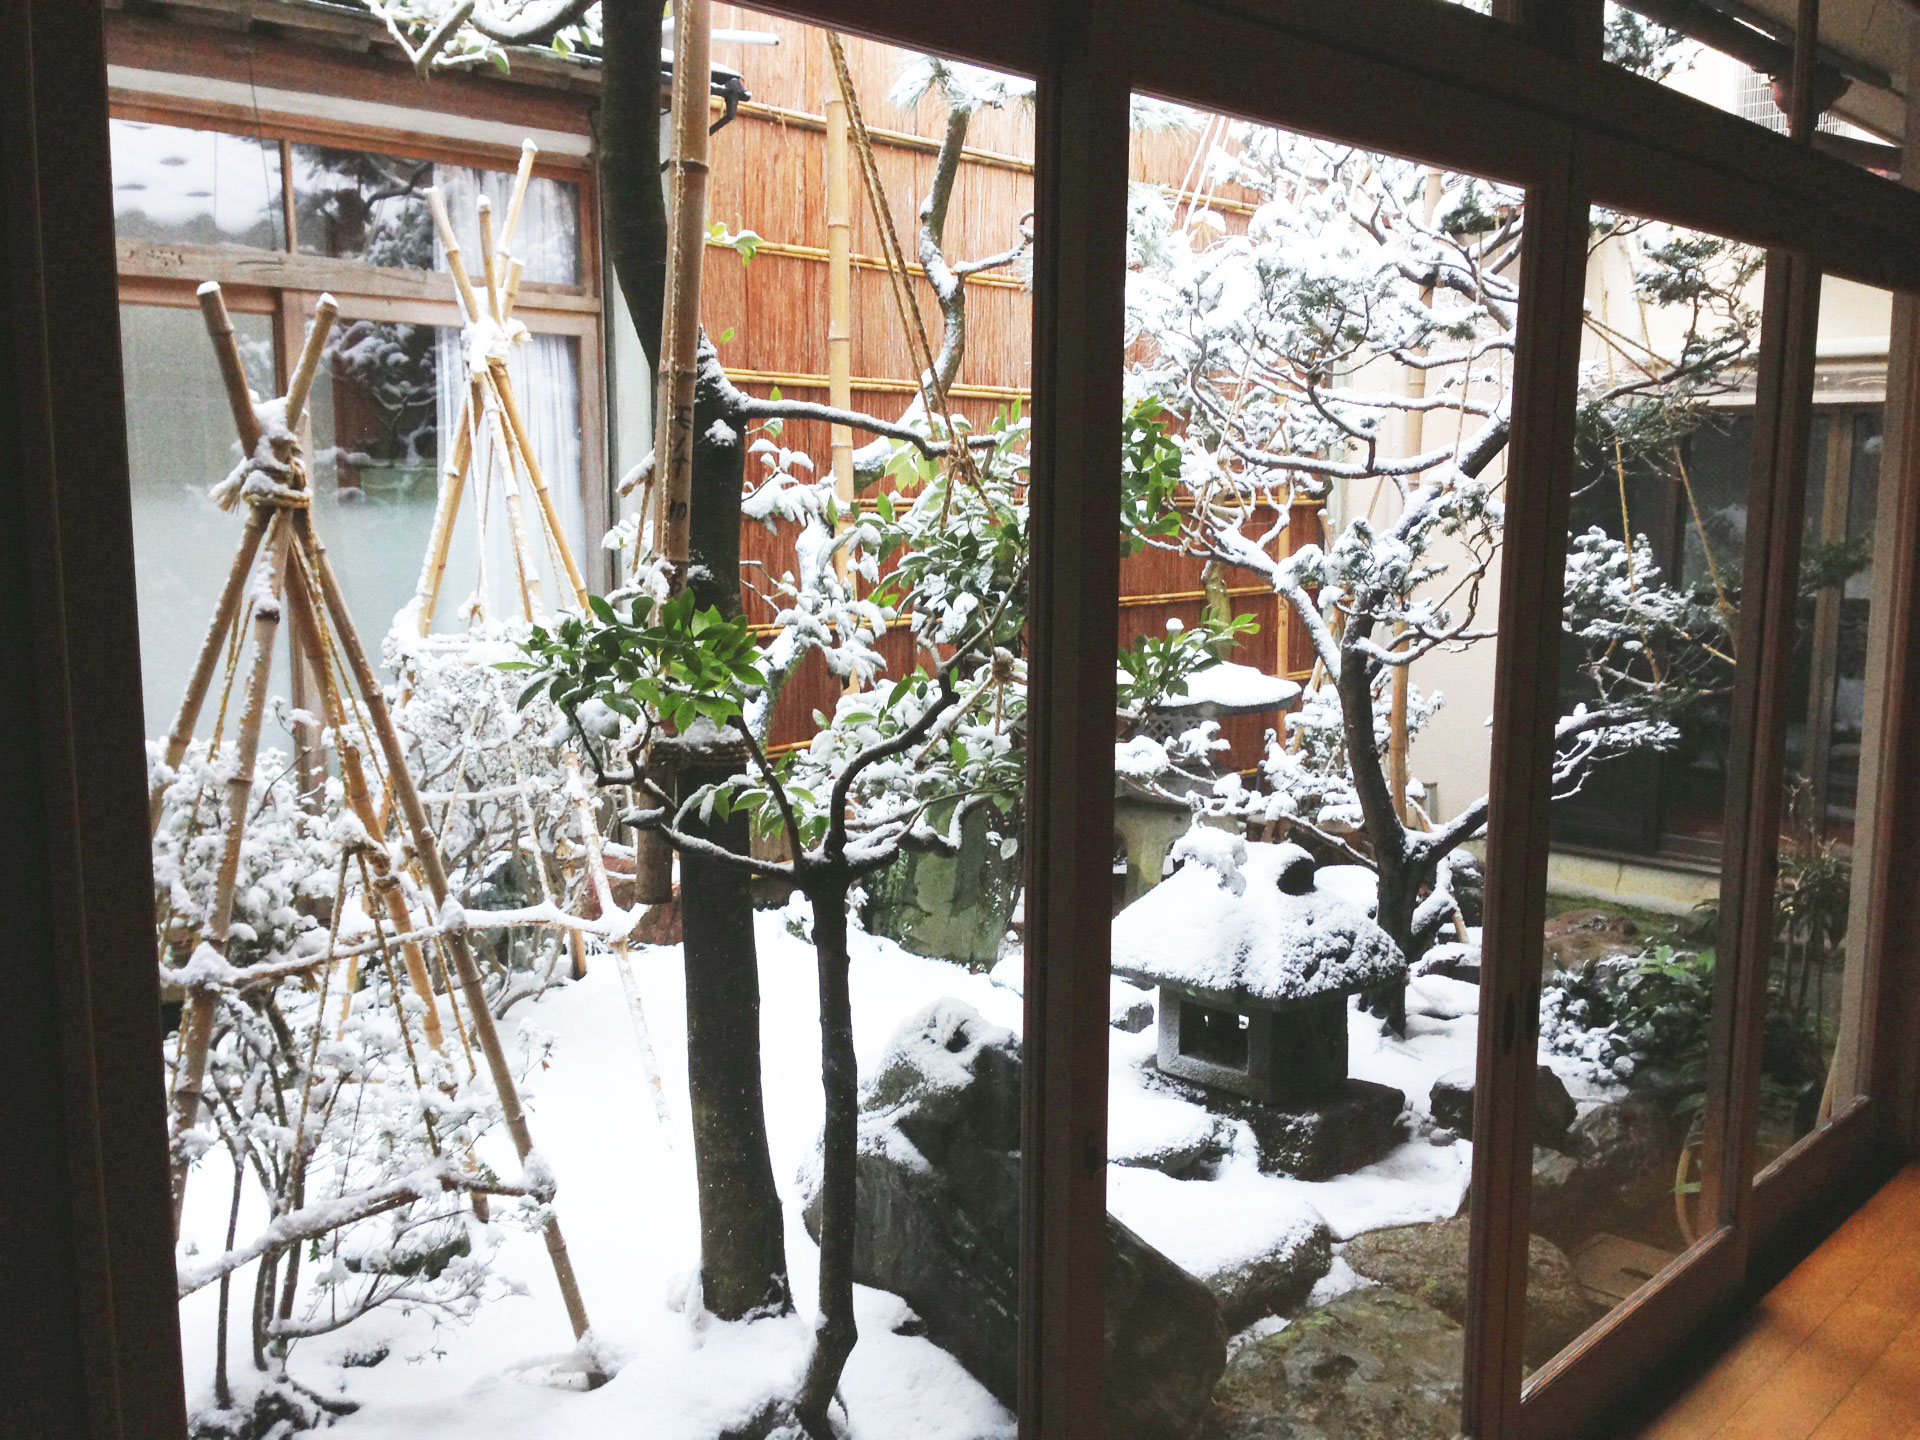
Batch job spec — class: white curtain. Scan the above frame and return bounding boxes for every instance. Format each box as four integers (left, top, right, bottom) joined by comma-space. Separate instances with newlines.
438, 161, 579, 286
431, 162, 585, 629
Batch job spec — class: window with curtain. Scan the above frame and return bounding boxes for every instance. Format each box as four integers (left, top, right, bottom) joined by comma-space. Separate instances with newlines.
112, 116, 594, 734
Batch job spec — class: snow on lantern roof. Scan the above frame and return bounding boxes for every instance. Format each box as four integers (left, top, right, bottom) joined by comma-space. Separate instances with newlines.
1173, 661, 1301, 712
1111, 833, 1404, 1008
1116, 659, 1302, 716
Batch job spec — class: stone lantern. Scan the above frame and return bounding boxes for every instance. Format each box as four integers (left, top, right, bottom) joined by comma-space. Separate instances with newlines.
1111, 837, 1404, 1105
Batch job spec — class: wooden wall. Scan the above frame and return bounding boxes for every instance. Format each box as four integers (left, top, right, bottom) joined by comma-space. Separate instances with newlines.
704, 8, 1297, 763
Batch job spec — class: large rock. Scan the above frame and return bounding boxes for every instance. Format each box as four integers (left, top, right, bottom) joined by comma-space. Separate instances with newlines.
1342, 1216, 1597, 1369
1146, 1072, 1405, 1180
1526, 1099, 1681, 1251
1203, 1224, 1335, 1332
1236, 1079, 1406, 1180
1428, 1064, 1576, 1148
1198, 1288, 1463, 1440
867, 804, 1020, 970
1565, 1098, 1682, 1248
1542, 907, 1640, 977
805, 1001, 1225, 1440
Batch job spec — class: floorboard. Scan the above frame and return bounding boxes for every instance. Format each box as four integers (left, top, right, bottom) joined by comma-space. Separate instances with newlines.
1629, 1165, 1920, 1440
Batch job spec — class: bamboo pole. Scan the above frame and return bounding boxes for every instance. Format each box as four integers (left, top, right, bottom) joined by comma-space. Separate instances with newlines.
169, 508, 292, 1233
150, 507, 270, 831
489, 399, 543, 621
198, 282, 261, 457
154, 287, 335, 829
500, 255, 527, 325
499, 138, 539, 280
476, 195, 504, 322
488, 359, 590, 608
413, 390, 476, 637
426, 187, 485, 326
285, 293, 339, 430
283, 566, 448, 1054
653, 0, 714, 595
290, 508, 597, 1348
565, 757, 672, 1131
826, 82, 856, 572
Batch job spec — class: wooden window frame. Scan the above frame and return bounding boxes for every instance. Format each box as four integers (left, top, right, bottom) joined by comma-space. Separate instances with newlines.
12, 2, 1920, 1439
107, 97, 612, 586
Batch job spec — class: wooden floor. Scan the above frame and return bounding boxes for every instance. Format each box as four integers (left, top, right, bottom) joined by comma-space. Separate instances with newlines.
1632, 1164, 1920, 1440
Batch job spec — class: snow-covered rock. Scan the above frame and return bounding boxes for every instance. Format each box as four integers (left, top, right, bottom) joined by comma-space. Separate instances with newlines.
804, 1001, 1226, 1440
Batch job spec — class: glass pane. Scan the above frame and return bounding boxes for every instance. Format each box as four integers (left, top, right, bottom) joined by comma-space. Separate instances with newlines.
159, 19, 1032, 1437
124, 302, 280, 738
438, 163, 580, 286
291, 144, 580, 284
306, 321, 583, 635
1114, 103, 1535, 1434
1533, 215, 1767, 1368
290, 144, 435, 270
110, 118, 284, 250
1759, 277, 1895, 1166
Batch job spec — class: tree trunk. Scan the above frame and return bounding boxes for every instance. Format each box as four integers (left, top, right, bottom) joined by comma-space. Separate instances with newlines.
1337, 628, 1412, 1034
600, 0, 669, 373
677, 354, 792, 1319
602, 5, 789, 1321
796, 876, 858, 1436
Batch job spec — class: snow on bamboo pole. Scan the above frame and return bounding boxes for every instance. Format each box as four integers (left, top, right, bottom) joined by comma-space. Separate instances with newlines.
653, 0, 713, 595
287, 508, 599, 1352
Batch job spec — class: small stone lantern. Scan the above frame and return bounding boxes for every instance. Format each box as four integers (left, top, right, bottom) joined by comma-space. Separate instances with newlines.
1111, 837, 1404, 1105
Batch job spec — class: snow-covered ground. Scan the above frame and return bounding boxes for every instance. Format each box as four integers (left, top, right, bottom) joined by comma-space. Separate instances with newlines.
176, 916, 1501, 1437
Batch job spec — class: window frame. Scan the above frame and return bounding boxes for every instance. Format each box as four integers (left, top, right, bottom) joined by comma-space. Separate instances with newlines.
106, 99, 612, 588
13, 2, 1920, 1439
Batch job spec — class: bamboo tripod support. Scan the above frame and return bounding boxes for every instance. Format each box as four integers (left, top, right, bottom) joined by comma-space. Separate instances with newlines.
410, 146, 591, 640
405, 160, 673, 1100
158, 285, 597, 1350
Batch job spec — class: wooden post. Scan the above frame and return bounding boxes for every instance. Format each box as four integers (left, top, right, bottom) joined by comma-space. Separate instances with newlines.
654, 0, 713, 594
827, 80, 857, 578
